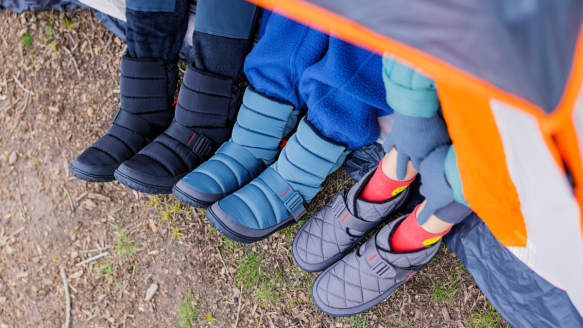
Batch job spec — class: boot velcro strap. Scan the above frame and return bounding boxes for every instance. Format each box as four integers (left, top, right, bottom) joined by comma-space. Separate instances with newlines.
258, 168, 307, 221
362, 237, 416, 281
331, 193, 378, 235
215, 142, 264, 179
164, 121, 213, 159
112, 108, 164, 140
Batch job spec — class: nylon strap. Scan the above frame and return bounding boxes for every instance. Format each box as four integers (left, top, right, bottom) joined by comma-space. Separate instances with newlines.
259, 168, 307, 221
362, 236, 416, 281
111, 108, 164, 140
215, 142, 264, 179
331, 193, 378, 234
164, 121, 213, 159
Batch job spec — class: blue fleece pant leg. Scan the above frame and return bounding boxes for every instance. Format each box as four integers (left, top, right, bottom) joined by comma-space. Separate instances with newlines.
126, 0, 190, 63
244, 13, 329, 109
299, 37, 392, 150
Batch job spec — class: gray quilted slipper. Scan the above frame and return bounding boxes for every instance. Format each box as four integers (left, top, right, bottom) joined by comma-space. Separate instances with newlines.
292, 168, 411, 272
312, 215, 441, 317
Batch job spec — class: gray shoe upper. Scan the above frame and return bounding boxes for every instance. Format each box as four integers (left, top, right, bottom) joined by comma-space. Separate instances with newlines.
311, 215, 441, 317
292, 168, 410, 272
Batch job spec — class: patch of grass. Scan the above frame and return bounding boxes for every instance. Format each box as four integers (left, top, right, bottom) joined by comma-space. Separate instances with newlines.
111, 223, 141, 258
171, 227, 184, 241
255, 280, 279, 306
64, 16, 75, 29
199, 312, 218, 324
98, 259, 117, 283
465, 304, 505, 328
20, 31, 33, 50
343, 313, 373, 328
44, 25, 55, 39
148, 195, 160, 206
431, 277, 462, 305
178, 290, 199, 327
218, 235, 239, 256
235, 252, 262, 288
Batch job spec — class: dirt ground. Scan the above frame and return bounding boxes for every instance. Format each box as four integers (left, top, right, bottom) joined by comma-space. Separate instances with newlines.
0, 9, 510, 328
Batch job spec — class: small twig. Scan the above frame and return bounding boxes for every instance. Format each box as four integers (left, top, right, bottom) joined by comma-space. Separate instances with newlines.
75, 192, 87, 202
267, 313, 276, 328
102, 35, 112, 53
60, 267, 71, 328
3, 72, 12, 110
12, 75, 34, 95
67, 32, 78, 52
86, 314, 97, 321
0, 227, 25, 246
233, 285, 243, 328
1, 98, 20, 112
17, 194, 26, 221
64, 188, 75, 211
90, 14, 95, 40
75, 252, 109, 267
62, 47, 81, 78
216, 247, 233, 280
118, 44, 127, 57
257, 308, 264, 328
19, 92, 28, 113
79, 246, 110, 253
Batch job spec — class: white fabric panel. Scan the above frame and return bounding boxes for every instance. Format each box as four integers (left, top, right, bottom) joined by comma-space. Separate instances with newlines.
376, 114, 394, 145
79, 0, 196, 46
491, 99, 583, 315
573, 83, 583, 162
80, 0, 126, 21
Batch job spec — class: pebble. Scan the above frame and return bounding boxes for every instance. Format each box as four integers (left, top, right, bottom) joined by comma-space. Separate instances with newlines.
145, 284, 158, 302
8, 151, 17, 165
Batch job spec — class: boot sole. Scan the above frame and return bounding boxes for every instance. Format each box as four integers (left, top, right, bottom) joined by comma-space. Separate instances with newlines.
206, 204, 296, 244
69, 164, 116, 183
172, 183, 215, 210
312, 261, 431, 317
114, 170, 177, 195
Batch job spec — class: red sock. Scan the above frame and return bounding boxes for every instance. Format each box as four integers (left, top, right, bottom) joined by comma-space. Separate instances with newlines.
360, 159, 415, 201
390, 205, 451, 252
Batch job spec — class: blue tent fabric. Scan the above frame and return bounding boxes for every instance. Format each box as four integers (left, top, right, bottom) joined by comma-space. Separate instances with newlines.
444, 214, 583, 328
0, 0, 85, 12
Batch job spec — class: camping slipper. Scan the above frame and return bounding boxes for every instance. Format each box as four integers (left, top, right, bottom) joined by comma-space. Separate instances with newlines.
205, 118, 349, 243
70, 56, 178, 182
114, 65, 241, 194
173, 87, 298, 209
311, 214, 440, 317
292, 168, 411, 272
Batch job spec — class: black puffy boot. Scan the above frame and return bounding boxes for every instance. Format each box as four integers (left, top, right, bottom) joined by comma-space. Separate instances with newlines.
114, 64, 240, 194
70, 56, 178, 182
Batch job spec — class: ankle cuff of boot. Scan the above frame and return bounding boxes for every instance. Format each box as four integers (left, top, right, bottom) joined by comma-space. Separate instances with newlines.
231, 87, 297, 164
120, 56, 178, 112
274, 117, 348, 203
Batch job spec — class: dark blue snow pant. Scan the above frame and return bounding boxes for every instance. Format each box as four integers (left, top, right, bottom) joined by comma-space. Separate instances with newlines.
125, 0, 259, 79
244, 13, 392, 150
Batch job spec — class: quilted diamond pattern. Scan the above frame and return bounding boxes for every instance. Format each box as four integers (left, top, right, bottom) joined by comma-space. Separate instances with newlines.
312, 217, 440, 315
293, 168, 409, 272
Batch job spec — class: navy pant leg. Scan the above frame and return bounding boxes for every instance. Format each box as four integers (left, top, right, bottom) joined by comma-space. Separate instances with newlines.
125, 0, 190, 63
191, 0, 260, 80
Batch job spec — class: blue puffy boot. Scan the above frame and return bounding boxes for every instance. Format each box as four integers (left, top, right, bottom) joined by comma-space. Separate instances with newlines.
114, 65, 241, 194
70, 56, 178, 182
206, 118, 349, 243
173, 87, 299, 208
